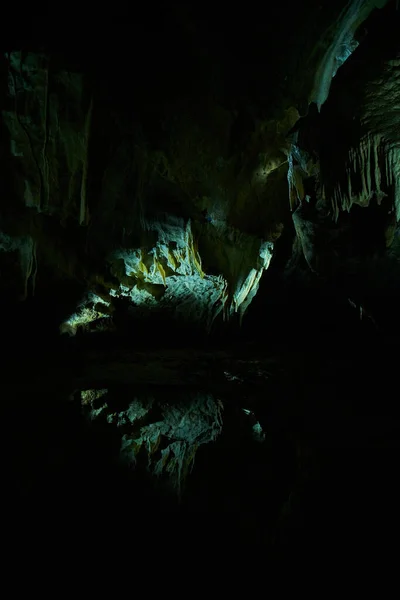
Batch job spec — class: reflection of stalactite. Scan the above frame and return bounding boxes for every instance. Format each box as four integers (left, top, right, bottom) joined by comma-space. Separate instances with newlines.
80, 95, 93, 226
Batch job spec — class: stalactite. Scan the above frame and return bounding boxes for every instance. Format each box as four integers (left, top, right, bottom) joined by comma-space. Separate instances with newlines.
21, 238, 34, 300
42, 60, 50, 212
330, 132, 400, 221
287, 149, 296, 210
31, 241, 38, 297
373, 140, 381, 197
80, 95, 94, 226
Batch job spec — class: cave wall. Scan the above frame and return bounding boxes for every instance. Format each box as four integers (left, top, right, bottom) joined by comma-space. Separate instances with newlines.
317, 4, 400, 221
0, 1, 394, 331
285, 1, 400, 332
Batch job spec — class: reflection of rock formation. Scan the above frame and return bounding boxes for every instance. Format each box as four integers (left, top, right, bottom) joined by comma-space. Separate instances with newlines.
80, 389, 224, 496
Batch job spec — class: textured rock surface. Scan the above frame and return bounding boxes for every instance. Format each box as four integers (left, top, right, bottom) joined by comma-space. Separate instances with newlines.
318, 10, 400, 221
1, 1, 390, 329
285, 2, 400, 331
0, 48, 288, 322
83, 390, 224, 495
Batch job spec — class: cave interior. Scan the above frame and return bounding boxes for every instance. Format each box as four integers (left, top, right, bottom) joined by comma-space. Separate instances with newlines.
1, 0, 400, 559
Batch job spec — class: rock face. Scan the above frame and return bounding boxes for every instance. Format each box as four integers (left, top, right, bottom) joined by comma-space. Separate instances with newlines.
82, 390, 224, 496
286, 2, 400, 330
318, 7, 400, 222
0, 47, 288, 323
1, 1, 391, 330
2, 52, 92, 220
